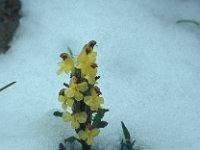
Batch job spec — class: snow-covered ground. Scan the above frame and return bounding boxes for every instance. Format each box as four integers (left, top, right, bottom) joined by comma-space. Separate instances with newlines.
0, 0, 200, 149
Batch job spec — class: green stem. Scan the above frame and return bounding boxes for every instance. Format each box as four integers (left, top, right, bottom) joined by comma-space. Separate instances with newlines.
80, 140, 91, 150
73, 67, 92, 150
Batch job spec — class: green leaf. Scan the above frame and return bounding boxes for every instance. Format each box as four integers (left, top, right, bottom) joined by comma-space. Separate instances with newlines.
121, 121, 136, 150
63, 83, 69, 87
58, 143, 66, 150
131, 140, 136, 148
53, 111, 63, 117
176, 19, 200, 26
96, 121, 108, 128
67, 46, 73, 57
121, 121, 131, 140
0, 81, 16, 92
92, 109, 109, 128
64, 136, 79, 143
120, 140, 124, 150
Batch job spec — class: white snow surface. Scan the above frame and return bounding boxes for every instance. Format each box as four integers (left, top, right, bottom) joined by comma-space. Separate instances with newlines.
0, 0, 200, 149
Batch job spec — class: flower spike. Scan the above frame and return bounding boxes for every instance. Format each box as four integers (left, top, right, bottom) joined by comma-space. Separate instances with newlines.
56, 41, 108, 150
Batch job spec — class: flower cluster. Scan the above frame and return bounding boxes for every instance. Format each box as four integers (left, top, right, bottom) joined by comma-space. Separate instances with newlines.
56, 40, 108, 148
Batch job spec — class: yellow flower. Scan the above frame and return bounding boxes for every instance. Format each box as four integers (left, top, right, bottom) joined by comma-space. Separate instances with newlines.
59, 95, 74, 110
58, 89, 74, 110
76, 41, 98, 84
78, 128, 100, 145
57, 53, 74, 75
84, 87, 104, 111
75, 41, 97, 76
83, 63, 97, 84
62, 112, 87, 129
81, 63, 97, 77
77, 40, 97, 67
64, 76, 88, 101
84, 74, 96, 85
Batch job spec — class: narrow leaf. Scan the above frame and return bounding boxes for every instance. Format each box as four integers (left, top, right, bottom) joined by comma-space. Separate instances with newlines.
0, 81, 16, 92
53, 111, 63, 117
64, 136, 79, 143
63, 83, 69, 87
131, 140, 136, 147
96, 121, 108, 128
67, 46, 73, 57
58, 143, 66, 150
120, 139, 124, 150
92, 109, 109, 128
121, 121, 131, 140
176, 19, 200, 26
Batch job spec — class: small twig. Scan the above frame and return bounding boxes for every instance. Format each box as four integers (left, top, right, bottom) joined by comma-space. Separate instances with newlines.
0, 81, 16, 92
176, 19, 200, 26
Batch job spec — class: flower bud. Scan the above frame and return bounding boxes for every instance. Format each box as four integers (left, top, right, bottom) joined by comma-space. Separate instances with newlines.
89, 40, 96, 48
94, 86, 102, 96
60, 53, 68, 60
91, 63, 98, 69
59, 88, 65, 96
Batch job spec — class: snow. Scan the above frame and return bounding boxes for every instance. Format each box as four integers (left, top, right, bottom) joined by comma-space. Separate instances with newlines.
0, 0, 200, 149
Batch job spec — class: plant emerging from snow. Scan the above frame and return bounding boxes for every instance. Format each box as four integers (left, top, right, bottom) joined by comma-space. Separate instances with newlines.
121, 121, 136, 150
54, 40, 108, 150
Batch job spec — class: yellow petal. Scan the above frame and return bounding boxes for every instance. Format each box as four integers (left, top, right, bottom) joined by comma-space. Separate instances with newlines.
58, 95, 65, 102
85, 75, 96, 85
68, 98, 74, 107
57, 61, 63, 66
62, 112, 71, 122
78, 130, 87, 140
63, 65, 73, 74
77, 112, 87, 123
56, 57, 74, 75
78, 82, 88, 92
74, 91, 83, 101
91, 128, 100, 137
87, 51, 97, 63
64, 88, 74, 97
71, 121, 80, 129
84, 96, 91, 103
98, 97, 104, 104
56, 68, 63, 75
62, 103, 68, 110
86, 137, 94, 145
